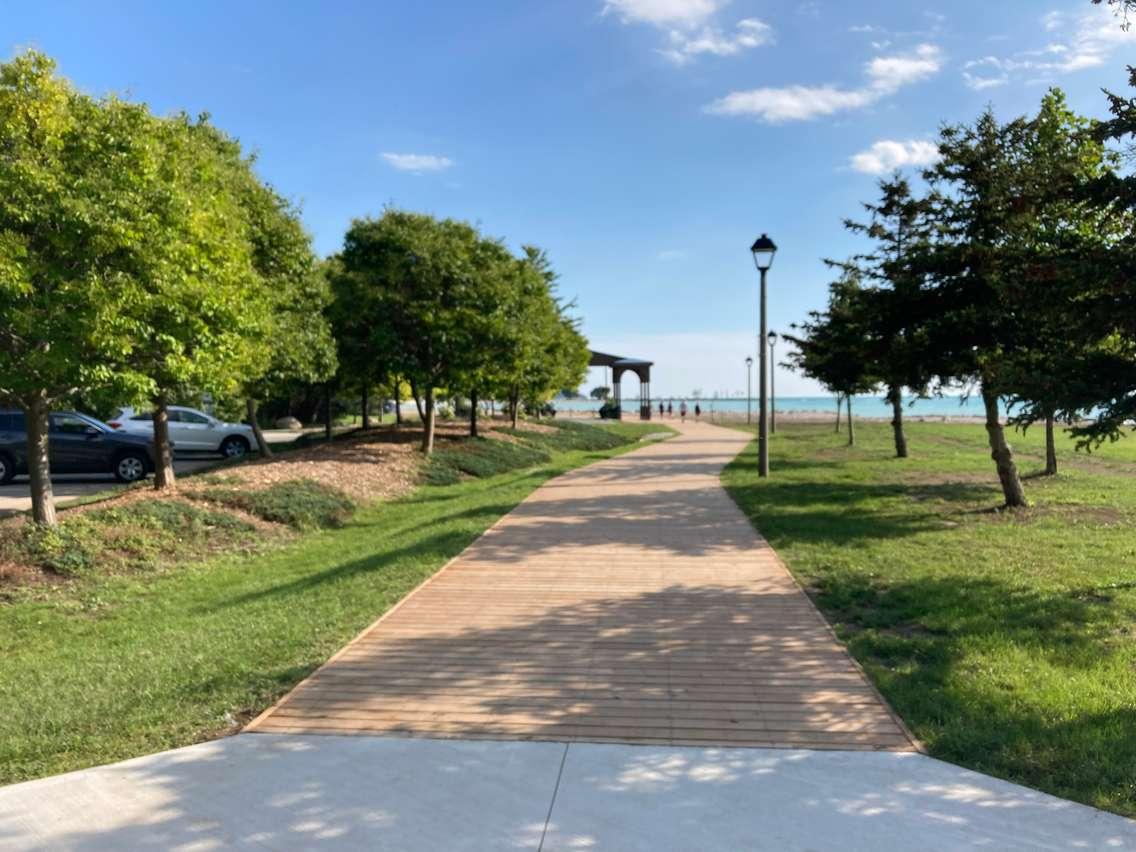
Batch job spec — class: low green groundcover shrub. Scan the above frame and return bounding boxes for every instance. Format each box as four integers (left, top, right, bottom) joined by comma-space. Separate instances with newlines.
424, 438, 551, 485
500, 420, 629, 454
190, 479, 355, 529
9, 500, 253, 577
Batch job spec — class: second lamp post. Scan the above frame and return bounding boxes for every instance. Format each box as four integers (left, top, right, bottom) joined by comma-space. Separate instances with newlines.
750, 233, 776, 477
768, 331, 778, 435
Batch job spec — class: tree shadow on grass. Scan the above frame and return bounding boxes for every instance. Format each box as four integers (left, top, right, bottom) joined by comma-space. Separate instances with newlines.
724, 478, 997, 546
805, 571, 1136, 814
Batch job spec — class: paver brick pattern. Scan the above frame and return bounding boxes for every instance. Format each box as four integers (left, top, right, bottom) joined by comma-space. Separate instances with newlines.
249, 421, 916, 751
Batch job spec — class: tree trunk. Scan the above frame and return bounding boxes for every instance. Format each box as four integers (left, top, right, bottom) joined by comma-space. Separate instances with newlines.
393, 378, 402, 426
246, 398, 273, 459
361, 383, 370, 430
982, 388, 1027, 508
25, 396, 57, 526
1044, 411, 1057, 476
324, 384, 332, 442
422, 386, 436, 454
152, 395, 176, 490
845, 394, 855, 446
410, 378, 425, 422
834, 394, 842, 433
510, 387, 519, 429
470, 390, 479, 438
888, 385, 908, 458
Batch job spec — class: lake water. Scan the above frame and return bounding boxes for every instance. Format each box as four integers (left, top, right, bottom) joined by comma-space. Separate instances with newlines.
557, 395, 1003, 418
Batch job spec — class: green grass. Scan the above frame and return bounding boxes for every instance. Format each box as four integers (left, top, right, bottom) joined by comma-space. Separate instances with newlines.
722, 419, 1136, 817
0, 419, 668, 784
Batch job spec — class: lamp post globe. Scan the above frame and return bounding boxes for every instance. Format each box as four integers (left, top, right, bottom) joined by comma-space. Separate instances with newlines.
750, 234, 777, 271
749, 234, 776, 477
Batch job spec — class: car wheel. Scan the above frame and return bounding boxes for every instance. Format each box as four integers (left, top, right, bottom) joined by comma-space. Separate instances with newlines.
0, 453, 14, 485
219, 436, 250, 459
114, 452, 148, 483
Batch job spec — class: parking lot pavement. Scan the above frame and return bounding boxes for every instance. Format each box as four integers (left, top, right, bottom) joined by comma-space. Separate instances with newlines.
0, 459, 217, 516
0, 430, 308, 517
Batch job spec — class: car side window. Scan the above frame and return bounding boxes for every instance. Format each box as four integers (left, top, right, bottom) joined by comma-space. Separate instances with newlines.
130, 412, 153, 422
51, 414, 93, 434
179, 411, 210, 424
3, 413, 27, 432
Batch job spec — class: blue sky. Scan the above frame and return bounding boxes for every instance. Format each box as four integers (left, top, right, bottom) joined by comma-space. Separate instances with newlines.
4, 0, 1134, 396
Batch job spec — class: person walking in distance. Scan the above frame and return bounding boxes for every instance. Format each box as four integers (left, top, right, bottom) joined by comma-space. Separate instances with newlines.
667, 401, 673, 418
694, 403, 701, 420
658, 400, 664, 418
679, 400, 688, 422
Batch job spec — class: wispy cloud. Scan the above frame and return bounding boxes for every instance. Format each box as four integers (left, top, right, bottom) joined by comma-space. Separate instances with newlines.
381, 152, 455, 173
706, 44, 943, 123
850, 139, 941, 174
602, 0, 721, 27
662, 18, 772, 64
963, 7, 1136, 90
602, 0, 772, 65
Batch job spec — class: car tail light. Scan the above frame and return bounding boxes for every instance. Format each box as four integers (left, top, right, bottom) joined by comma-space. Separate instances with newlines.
107, 422, 121, 429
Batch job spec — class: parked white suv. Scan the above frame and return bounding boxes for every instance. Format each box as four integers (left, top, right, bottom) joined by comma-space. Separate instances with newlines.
108, 406, 259, 459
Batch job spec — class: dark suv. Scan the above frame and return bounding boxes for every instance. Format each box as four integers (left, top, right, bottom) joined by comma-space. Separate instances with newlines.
0, 411, 156, 484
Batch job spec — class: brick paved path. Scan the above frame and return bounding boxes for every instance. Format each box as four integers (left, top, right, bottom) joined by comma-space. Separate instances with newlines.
249, 421, 916, 751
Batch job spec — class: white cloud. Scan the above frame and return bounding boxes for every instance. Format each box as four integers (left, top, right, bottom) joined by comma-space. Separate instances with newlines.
850, 139, 941, 174
707, 85, 878, 122
602, 0, 771, 64
866, 43, 942, 89
381, 153, 454, 173
603, 0, 721, 27
706, 44, 943, 123
964, 7, 1136, 89
662, 18, 773, 64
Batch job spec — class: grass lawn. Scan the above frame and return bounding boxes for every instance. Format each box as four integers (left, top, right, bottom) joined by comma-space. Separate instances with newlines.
0, 419, 669, 785
722, 419, 1136, 817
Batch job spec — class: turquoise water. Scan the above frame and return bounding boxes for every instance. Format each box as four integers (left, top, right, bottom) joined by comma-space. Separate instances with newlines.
558, 395, 1001, 418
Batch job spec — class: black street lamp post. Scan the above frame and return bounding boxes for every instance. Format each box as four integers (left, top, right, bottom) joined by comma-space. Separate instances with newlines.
768, 331, 778, 435
745, 356, 753, 425
750, 234, 776, 477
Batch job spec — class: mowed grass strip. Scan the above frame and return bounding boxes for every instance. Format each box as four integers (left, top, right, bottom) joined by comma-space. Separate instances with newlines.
722, 419, 1136, 817
0, 420, 670, 784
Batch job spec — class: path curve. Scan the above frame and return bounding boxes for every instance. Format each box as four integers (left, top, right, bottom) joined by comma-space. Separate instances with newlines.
249, 420, 915, 751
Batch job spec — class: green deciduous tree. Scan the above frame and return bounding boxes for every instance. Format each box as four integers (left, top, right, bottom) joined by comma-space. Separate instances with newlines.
337, 210, 493, 454
0, 53, 195, 521
239, 184, 336, 457
106, 114, 271, 488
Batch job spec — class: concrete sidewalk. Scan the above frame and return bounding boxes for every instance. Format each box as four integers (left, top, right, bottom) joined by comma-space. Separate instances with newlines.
1, 734, 1131, 850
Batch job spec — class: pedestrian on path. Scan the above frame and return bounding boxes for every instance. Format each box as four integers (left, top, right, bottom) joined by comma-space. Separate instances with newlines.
694, 403, 701, 420
666, 401, 673, 417
658, 401, 664, 418
679, 400, 688, 422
